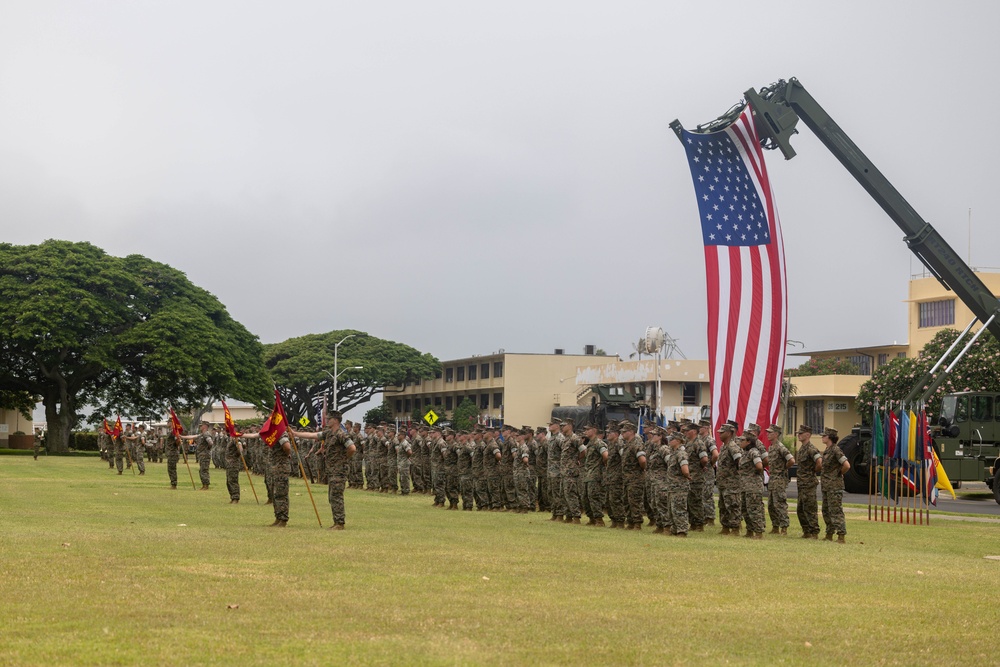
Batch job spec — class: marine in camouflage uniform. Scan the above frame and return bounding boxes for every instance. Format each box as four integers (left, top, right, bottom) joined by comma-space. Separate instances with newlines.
737, 434, 766, 538
441, 429, 461, 509
559, 421, 585, 523
485, 430, 503, 510
603, 422, 626, 528
127, 425, 147, 475
534, 427, 549, 512
664, 433, 691, 536
715, 423, 743, 534
525, 429, 538, 510
268, 434, 292, 526
512, 430, 533, 513
295, 411, 355, 529
179, 422, 214, 489
419, 426, 432, 493
645, 429, 669, 533
546, 421, 565, 520
457, 432, 474, 510
348, 422, 365, 489
224, 432, 245, 503
765, 424, 794, 534
620, 422, 646, 530
794, 424, 822, 538
471, 430, 489, 510
698, 420, 719, 525
165, 431, 182, 489
430, 427, 446, 506
384, 429, 399, 493
820, 427, 849, 542
499, 425, 516, 510
409, 428, 424, 493
396, 433, 413, 495
581, 423, 608, 526
682, 423, 708, 531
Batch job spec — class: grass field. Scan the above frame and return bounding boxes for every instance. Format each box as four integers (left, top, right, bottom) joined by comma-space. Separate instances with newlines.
2, 457, 998, 666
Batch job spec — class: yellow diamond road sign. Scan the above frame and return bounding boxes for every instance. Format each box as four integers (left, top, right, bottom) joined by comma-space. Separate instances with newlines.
423, 410, 439, 426
298, 416, 310, 427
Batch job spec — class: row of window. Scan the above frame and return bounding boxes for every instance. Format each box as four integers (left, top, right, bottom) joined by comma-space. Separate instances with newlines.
444, 362, 503, 383
396, 392, 503, 414
919, 299, 955, 328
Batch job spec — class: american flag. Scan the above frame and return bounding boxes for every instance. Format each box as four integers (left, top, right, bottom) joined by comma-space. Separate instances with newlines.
678, 107, 787, 434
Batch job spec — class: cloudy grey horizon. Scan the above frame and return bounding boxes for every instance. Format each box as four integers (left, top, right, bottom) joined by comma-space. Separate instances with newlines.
4, 1, 999, 423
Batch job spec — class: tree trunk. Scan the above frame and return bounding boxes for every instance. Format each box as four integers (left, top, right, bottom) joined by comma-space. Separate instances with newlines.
43, 389, 72, 454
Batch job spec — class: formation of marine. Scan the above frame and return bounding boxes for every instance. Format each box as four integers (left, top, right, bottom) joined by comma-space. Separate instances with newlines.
94, 411, 850, 541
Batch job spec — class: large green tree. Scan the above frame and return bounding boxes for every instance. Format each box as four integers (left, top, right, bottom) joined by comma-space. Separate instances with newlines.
0, 240, 272, 452
856, 328, 1000, 420
264, 329, 439, 424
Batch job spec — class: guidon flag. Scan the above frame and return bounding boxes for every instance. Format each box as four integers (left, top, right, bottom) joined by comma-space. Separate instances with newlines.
169, 407, 185, 438
258, 390, 288, 448
221, 401, 243, 438
676, 106, 788, 433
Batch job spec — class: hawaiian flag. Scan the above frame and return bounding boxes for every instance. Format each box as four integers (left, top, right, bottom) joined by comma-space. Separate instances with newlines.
258, 390, 288, 448
169, 408, 185, 438
114, 415, 123, 438
221, 401, 243, 438
677, 107, 787, 433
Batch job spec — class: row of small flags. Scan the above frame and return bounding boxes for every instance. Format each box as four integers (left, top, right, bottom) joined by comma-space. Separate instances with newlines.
870, 404, 955, 507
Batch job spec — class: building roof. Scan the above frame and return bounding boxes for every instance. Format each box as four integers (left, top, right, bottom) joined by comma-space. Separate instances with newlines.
792, 343, 909, 358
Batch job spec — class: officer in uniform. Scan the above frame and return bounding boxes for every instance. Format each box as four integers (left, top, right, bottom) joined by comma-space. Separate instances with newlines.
293, 409, 356, 530
765, 424, 795, 535
581, 423, 608, 526
716, 422, 742, 535
820, 427, 850, 543
546, 419, 565, 521
620, 421, 646, 530
794, 424, 822, 538
179, 421, 214, 489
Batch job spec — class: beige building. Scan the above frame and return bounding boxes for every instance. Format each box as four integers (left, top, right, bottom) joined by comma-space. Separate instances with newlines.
386, 351, 619, 427
199, 401, 266, 424
786, 270, 1000, 445
1, 407, 33, 446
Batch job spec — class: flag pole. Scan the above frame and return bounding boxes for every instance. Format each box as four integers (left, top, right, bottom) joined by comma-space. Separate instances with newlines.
177, 434, 197, 490
238, 441, 260, 505
285, 429, 322, 527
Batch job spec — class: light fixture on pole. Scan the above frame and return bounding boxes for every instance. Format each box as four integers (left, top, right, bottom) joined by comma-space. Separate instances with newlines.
331, 334, 359, 412
324, 366, 364, 411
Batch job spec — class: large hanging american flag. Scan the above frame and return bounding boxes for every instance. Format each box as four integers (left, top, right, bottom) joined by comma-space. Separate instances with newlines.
676, 107, 787, 434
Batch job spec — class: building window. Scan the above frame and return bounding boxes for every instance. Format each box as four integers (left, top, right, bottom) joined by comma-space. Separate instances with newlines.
480, 394, 490, 410
805, 400, 824, 433
457, 366, 465, 382
877, 353, 888, 367
493, 361, 503, 378
897, 352, 906, 359
846, 355, 871, 375
415, 378, 421, 386
404, 399, 411, 413
481, 363, 490, 379
434, 370, 442, 379
493, 392, 503, 409
445, 396, 453, 410
919, 299, 955, 328
434, 396, 442, 406
681, 382, 699, 406
468, 365, 477, 381
467, 394, 476, 408
395, 400, 402, 413
424, 397, 431, 407
445, 368, 453, 383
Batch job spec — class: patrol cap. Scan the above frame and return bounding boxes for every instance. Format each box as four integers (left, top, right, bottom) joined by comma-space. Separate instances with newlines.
682, 421, 698, 432
667, 433, 684, 443
698, 419, 712, 428
766, 424, 782, 435
606, 421, 621, 433
717, 423, 735, 433
823, 427, 838, 438
584, 422, 599, 431
536, 426, 547, 434
521, 425, 532, 432
667, 420, 680, 429
746, 422, 761, 433
795, 424, 812, 434
548, 417, 563, 426
326, 409, 343, 422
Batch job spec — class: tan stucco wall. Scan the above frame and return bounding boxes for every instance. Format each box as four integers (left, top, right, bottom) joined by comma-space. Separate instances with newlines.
0, 408, 30, 442
908, 272, 1000, 353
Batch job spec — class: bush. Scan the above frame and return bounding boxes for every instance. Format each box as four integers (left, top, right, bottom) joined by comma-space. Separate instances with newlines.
70, 431, 100, 451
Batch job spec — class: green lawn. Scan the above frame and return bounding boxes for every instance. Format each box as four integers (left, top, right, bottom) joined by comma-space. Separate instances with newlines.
1, 457, 997, 666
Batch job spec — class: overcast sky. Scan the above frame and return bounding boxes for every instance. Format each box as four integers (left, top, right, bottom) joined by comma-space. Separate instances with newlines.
4, 1, 1000, 421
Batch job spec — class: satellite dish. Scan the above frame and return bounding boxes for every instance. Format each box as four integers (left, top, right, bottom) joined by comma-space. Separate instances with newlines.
643, 327, 665, 355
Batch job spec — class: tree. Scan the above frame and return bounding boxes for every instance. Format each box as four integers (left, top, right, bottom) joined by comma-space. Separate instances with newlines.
452, 398, 479, 432
263, 330, 440, 424
856, 328, 1000, 420
785, 358, 860, 377
364, 400, 393, 425
0, 240, 272, 452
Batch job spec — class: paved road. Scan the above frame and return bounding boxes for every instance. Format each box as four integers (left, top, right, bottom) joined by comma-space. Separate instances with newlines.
784, 480, 1000, 517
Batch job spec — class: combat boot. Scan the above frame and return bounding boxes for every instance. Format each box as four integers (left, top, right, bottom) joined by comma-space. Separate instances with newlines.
675, 532, 687, 538
837, 535, 846, 544
329, 524, 345, 531
693, 525, 704, 532
563, 516, 573, 523
593, 518, 605, 527
780, 527, 787, 535
268, 520, 281, 527
273, 520, 287, 528
808, 533, 819, 539
752, 532, 763, 540
705, 519, 716, 526
571, 517, 581, 524
770, 526, 780, 534
654, 526, 664, 534
720, 527, 730, 535
823, 534, 833, 541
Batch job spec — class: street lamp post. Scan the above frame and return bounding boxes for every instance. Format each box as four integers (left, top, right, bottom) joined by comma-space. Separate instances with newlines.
324, 366, 364, 412
332, 334, 359, 411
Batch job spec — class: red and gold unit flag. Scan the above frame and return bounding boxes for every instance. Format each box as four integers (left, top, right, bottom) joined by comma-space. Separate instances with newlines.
258, 390, 288, 447
169, 408, 185, 437
221, 401, 243, 438
103, 419, 114, 436
114, 415, 123, 438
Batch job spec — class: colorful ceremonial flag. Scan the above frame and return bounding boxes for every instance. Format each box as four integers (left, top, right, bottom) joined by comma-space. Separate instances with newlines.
677, 107, 787, 433
169, 408, 185, 437
114, 415, 123, 438
221, 401, 243, 438
258, 390, 288, 448
932, 449, 956, 500
102, 419, 114, 436
888, 410, 900, 460
906, 409, 918, 462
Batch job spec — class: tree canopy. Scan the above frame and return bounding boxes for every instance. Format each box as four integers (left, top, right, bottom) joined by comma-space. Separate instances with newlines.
856, 328, 1000, 420
0, 240, 272, 451
263, 329, 439, 424
785, 357, 860, 377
